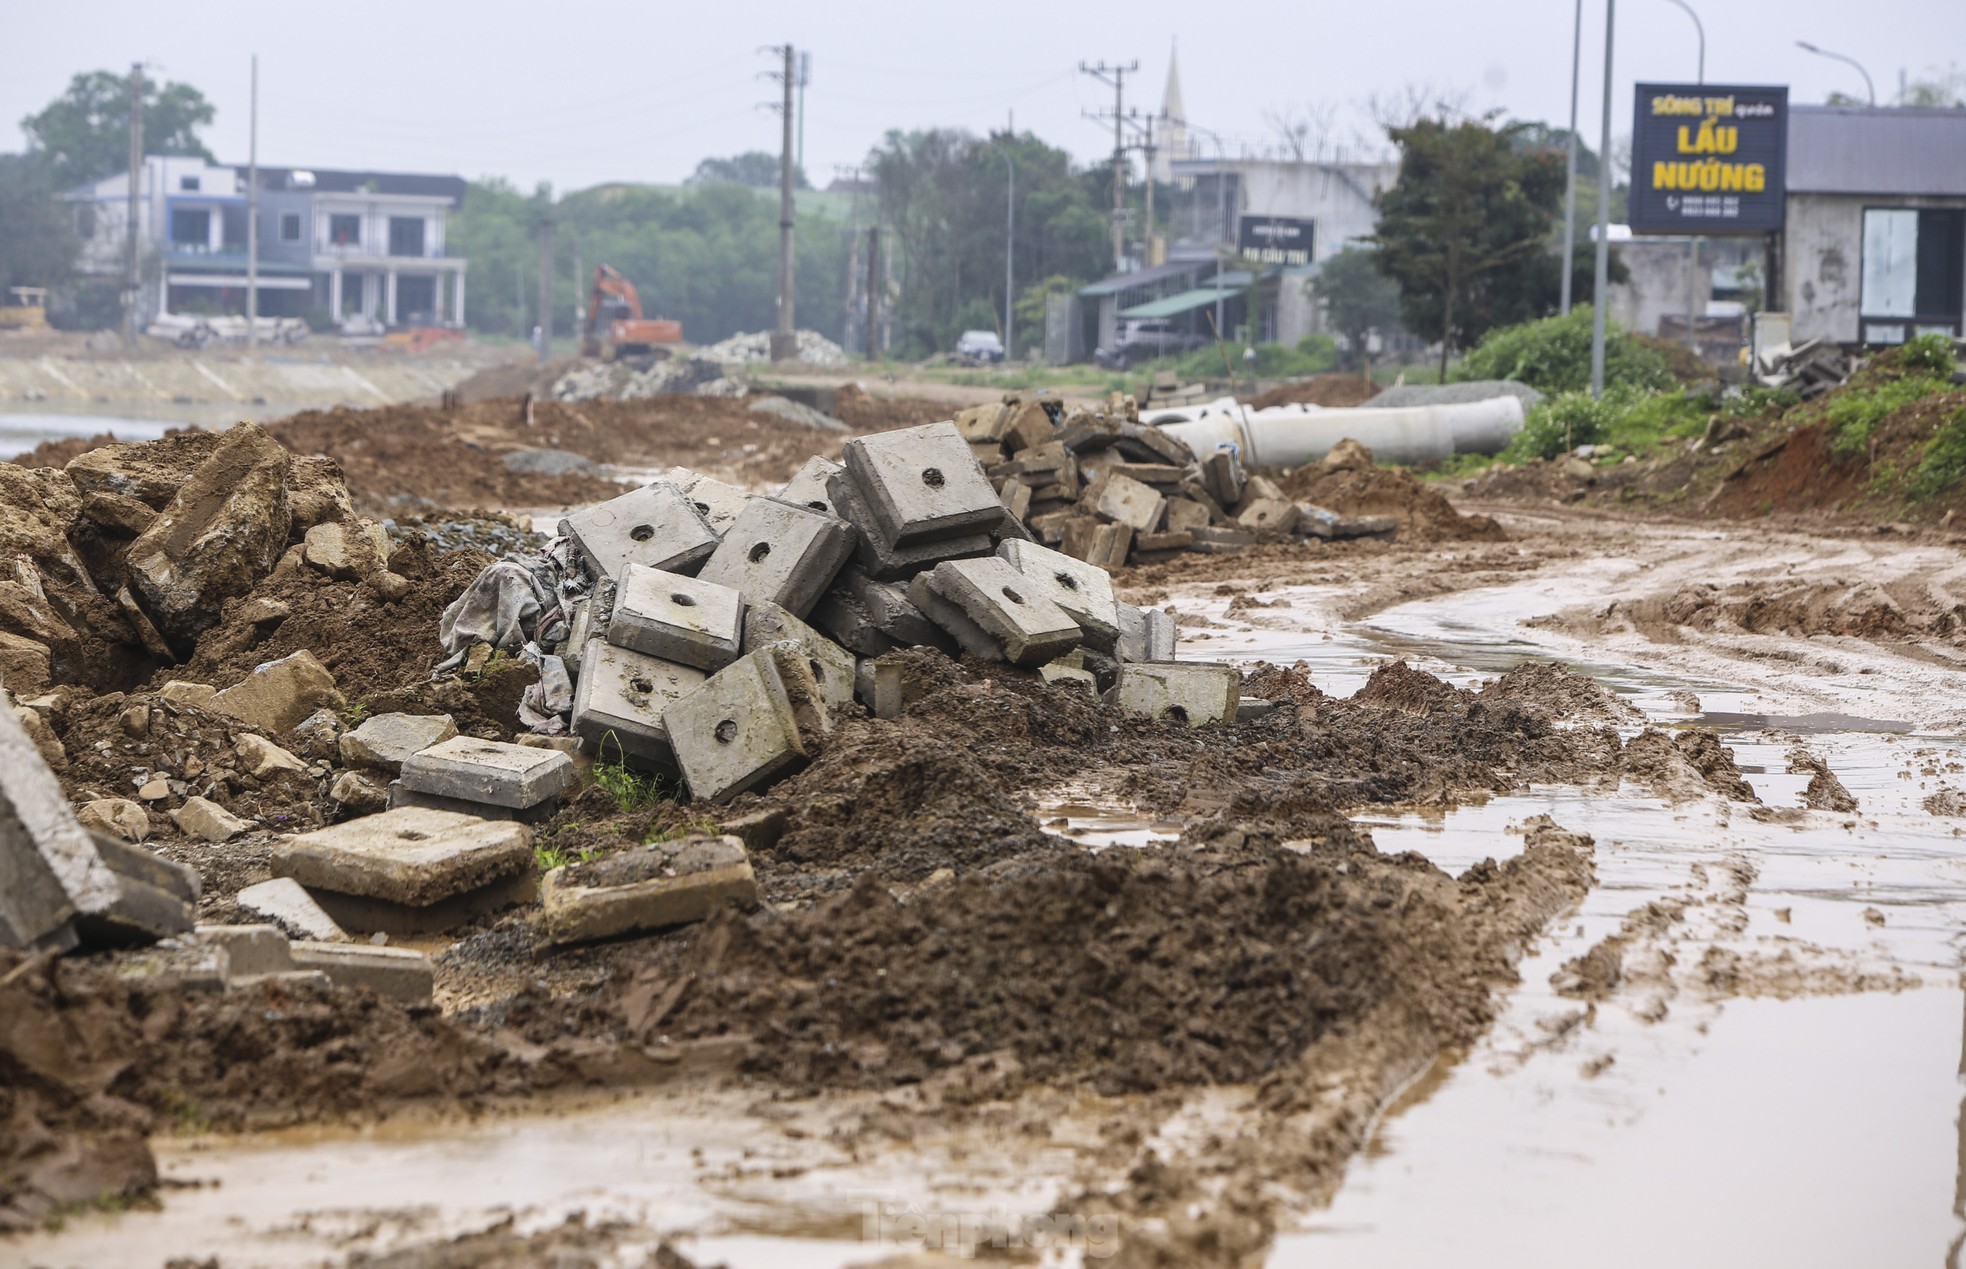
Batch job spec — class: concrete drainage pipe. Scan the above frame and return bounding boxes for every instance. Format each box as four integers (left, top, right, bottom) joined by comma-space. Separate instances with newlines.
1147, 396, 1525, 468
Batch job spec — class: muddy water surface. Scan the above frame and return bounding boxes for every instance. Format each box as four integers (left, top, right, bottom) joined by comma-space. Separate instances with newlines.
1164, 570, 1966, 1264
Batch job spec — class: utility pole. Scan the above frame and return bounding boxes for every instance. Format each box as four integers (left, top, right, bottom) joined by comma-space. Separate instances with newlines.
1122, 110, 1159, 266
572, 241, 583, 342
1001, 149, 1015, 359
796, 52, 811, 179
536, 214, 553, 364
1590, 0, 1616, 398
124, 61, 144, 347
1079, 60, 1138, 272
764, 43, 798, 362
865, 225, 881, 360
247, 53, 259, 349
1560, 0, 1582, 314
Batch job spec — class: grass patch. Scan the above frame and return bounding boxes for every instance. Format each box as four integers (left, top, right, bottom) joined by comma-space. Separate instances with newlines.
1500, 386, 1708, 463
535, 842, 604, 872
1824, 375, 1953, 456
646, 819, 720, 844
1909, 406, 1966, 501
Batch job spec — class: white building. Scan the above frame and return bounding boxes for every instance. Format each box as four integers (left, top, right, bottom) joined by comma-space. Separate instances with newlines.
68, 156, 468, 328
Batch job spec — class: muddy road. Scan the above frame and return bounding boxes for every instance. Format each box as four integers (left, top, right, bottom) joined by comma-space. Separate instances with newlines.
11, 484, 1966, 1267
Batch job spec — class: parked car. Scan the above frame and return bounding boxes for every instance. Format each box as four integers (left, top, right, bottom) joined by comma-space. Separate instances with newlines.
954, 330, 1006, 364
1093, 319, 1207, 369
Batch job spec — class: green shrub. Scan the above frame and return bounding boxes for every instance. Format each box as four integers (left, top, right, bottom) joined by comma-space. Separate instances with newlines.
1909, 407, 1966, 500
1457, 308, 1676, 394
1824, 375, 1952, 456
1501, 385, 1708, 463
1898, 332, 1959, 377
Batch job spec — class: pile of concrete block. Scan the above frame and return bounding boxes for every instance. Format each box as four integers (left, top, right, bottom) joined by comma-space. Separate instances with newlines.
960, 392, 1397, 564
527, 414, 1253, 807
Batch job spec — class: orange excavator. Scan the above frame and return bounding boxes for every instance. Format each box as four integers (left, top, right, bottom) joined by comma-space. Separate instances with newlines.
581, 264, 682, 360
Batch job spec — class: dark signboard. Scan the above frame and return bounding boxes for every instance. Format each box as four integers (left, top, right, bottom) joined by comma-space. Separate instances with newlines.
1237, 215, 1315, 265
1630, 83, 1788, 235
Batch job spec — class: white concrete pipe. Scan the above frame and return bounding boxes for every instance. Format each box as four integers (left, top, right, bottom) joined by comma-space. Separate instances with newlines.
1145, 396, 1525, 468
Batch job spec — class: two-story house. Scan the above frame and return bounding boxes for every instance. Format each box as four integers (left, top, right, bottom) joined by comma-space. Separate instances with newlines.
67, 157, 468, 331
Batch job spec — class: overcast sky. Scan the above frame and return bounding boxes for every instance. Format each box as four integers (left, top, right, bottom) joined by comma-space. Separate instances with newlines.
6, 0, 1958, 191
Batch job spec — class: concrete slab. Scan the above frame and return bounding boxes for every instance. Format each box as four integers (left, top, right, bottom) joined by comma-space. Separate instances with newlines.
571, 639, 706, 762
0, 695, 119, 951
997, 539, 1121, 649
386, 782, 558, 824
905, 572, 1004, 661
338, 712, 458, 775
826, 467, 994, 580
663, 645, 823, 803
559, 480, 718, 581
742, 601, 856, 711
271, 807, 536, 933
695, 497, 855, 618
79, 832, 200, 945
1237, 696, 1278, 723
1114, 601, 1178, 663
1093, 473, 1166, 532
833, 565, 956, 650
1111, 662, 1240, 727
926, 557, 1083, 665
844, 421, 1004, 548
664, 468, 751, 538
1236, 498, 1301, 536
609, 563, 744, 671
1039, 661, 1098, 693
399, 736, 577, 810
290, 941, 434, 1002
776, 455, 845, 516
196, 923, 294, 978
539, 835, 757, 947
236, 876, 349, 942
1164, 498, 1212, 534
807, 587, 904, 657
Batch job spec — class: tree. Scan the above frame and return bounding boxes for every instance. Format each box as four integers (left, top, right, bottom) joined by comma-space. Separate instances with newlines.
688, 152, 808, 190
0, 154, 80, 290
1371, 116, 1567, 378
21, 69, 215, 188
1310, 248, 1401, 372
868, 128, 1110, 358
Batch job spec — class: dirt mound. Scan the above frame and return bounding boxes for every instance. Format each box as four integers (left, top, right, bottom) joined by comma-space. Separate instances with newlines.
832, 383, 953, 432
1478, 661, 1643, 722
1279, 439, 1506, 542
1246, 375, 1381, 410
0, 950, 521, 1229
1535, 577, 1966, 651
6, 431, 123, 469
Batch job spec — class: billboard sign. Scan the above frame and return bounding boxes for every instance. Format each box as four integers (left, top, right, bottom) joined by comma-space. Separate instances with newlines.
1630, 83, 1788, 234
1237, 215, 1315, 265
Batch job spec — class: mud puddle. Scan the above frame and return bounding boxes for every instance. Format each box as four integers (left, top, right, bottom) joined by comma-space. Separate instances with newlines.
1162, 567, 1966, 1261
9, 1088, 1114, 1267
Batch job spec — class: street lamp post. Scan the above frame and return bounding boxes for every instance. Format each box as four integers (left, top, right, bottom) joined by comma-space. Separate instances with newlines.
1796, 40, 1876, 105
1589, 0, 1616, 399
1662, 0, 1705, 353
1560, 0, 1583, 315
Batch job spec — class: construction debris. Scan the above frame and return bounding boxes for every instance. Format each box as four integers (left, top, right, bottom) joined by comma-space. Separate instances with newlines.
1755, 337, 1859, 399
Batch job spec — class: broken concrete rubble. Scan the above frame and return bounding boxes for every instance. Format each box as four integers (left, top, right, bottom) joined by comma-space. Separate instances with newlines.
339, 712, 459, 775
208, 650, 338, 735
1111, 662, 1240, 727
0, 693, 124, 952
236, 876, 349, 942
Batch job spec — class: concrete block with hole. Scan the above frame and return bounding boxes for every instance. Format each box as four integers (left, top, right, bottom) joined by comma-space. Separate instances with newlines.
664, 468, 750, 538
270, 806, 537, 934
826, 469, 993, 580
559, 480, 718, 580
777, 455, 845, 516
1114, 601, 1177, 663
539, 834, 757, 947
1110, 662, 1239, 727
663, 644, 829, 803
398, 735, 577, 810
695, 497, 855, 618
996, 539, 1120, 649
742, 601, 856, 711
843, 420, 1005, 548
609, 563, 745, 671
571, 639, 707, 762
925, 557, 1083, 665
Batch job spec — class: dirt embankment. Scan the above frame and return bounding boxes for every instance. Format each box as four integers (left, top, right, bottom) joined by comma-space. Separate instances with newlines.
1245, 374, 1381, 410
1532, 575, 1966, 656
1279, 438, 1506, 542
